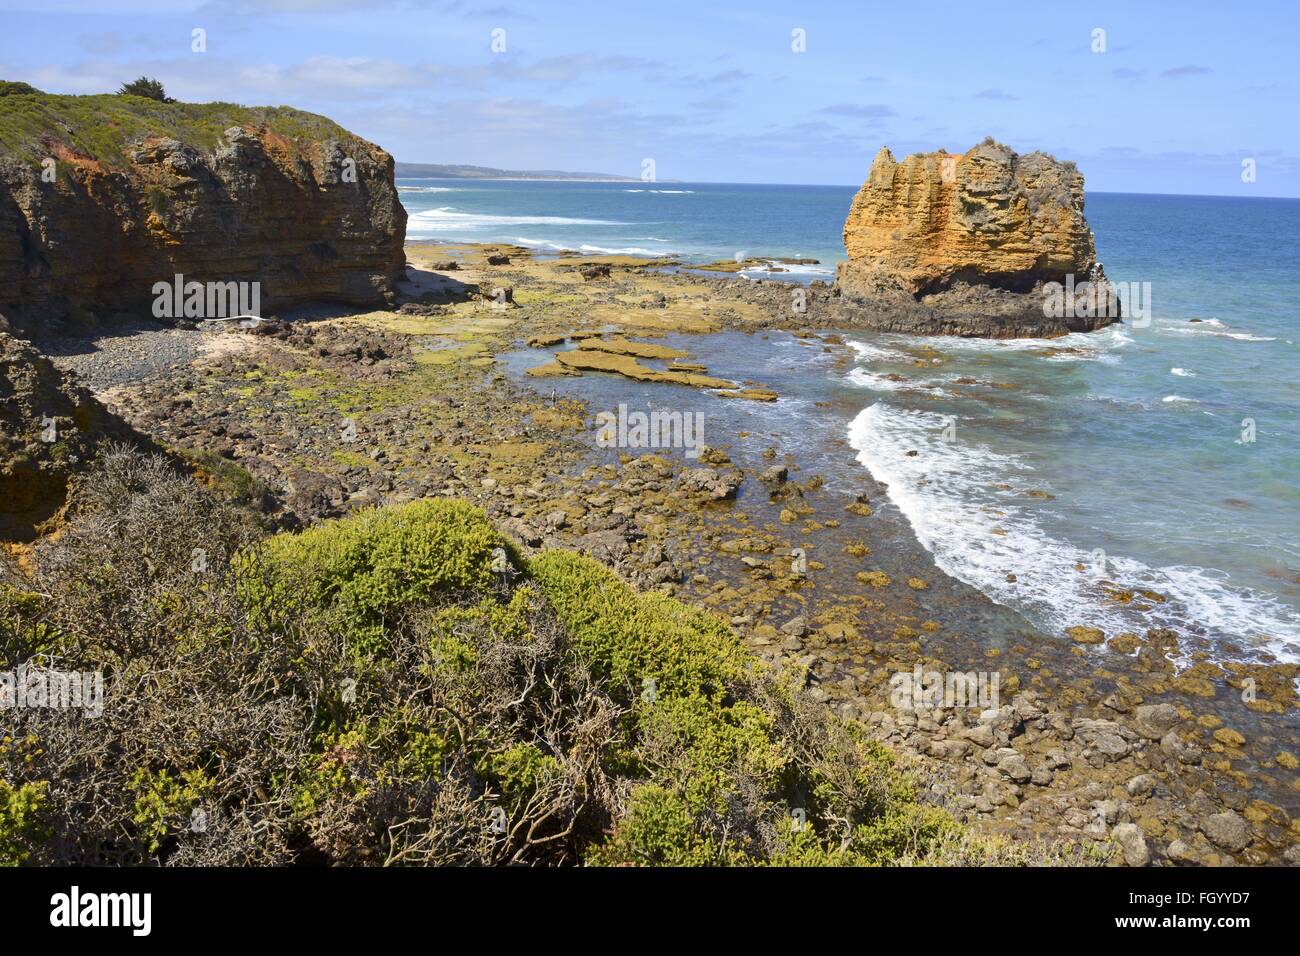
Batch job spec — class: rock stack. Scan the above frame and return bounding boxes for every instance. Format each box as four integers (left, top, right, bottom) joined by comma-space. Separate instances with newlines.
834, 137, 1119, 337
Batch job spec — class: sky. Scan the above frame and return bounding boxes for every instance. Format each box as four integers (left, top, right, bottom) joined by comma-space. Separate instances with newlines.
1, 0, 1296, 196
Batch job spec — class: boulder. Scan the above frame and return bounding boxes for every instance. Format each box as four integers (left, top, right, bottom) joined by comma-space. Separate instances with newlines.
996, 752, 1032, 784
1201, 810, 1250, 853
779, 615, 807, 637
679, 467, 743, 500
1111, 823, 1151, 867
1133, 703, 1180, 740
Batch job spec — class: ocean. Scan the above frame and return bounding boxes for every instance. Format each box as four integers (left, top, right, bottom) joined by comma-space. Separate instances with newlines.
403, 179, 1300, 662
399, 178, 847, 279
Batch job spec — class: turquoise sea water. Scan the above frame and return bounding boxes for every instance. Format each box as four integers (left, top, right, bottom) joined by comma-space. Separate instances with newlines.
402, 180, 1300, 661
842, 193, 1300, 661
399, 178, 849, 279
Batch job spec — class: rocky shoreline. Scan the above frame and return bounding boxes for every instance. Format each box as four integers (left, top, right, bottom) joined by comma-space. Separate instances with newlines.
26, 240, 1297, 866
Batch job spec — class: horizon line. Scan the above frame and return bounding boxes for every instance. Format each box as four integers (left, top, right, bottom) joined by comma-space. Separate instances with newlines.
396, 173, 1300, 202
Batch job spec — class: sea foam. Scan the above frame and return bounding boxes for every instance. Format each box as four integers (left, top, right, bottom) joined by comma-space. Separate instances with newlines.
407, 207, 630, 236
846, 401, 1300, 663
510, 237, 676, 257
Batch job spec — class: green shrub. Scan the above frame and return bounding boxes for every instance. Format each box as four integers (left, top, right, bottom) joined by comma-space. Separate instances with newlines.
291, 730, 370, 820
636, 695, 786, 814
235, 499, 508, 655
0, 585, 58, 667
129, 768, 212, 853
480, 744, 562, 800
0, 778, 48, 866
116, 77, 173, 103
586, 785, 726, 866
530, 547, 976, 866
6, 464, 1084, 867
848, 802, 963, 864
529, 549, 752, 701
175, 447, 270, 508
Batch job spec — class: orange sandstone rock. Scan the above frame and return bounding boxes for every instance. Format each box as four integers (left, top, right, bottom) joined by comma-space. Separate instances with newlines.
839, 138, 1099, 299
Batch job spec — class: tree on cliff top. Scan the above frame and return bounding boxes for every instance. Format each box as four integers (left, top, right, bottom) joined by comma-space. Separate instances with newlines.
117, 76, 174, 103
0, 81, 40, 96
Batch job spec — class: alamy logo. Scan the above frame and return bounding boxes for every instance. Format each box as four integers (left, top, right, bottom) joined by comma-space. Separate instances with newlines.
50, 886, 151, 936
152, 274, 261, 320
595, 403, 704, 459
1042, 273, 1150, 327
0, 664, 103, 717
889, 665, 999, 710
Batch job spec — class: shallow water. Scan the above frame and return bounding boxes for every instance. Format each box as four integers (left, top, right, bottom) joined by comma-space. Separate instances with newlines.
399, 178, 850, 280
505, 313, 1299, 665
478, 184, 1300, 662
840, 195, 1300, 662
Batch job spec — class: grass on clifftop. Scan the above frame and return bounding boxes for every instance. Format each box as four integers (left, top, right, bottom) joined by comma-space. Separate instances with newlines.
0, 87, 358, 169
0, 447, 1084, 866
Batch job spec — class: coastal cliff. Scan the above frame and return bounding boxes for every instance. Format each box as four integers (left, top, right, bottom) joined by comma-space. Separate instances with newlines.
834, 138, 1119, 337
0, 90, 407, 335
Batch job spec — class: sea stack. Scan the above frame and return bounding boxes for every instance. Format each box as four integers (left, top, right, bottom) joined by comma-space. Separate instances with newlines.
834, 137, 1119, 337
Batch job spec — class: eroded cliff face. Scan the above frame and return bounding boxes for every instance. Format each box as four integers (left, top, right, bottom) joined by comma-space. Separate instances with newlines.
835, 138, 1118, 337
0, 95, 407, 335
0, 331, 153, 539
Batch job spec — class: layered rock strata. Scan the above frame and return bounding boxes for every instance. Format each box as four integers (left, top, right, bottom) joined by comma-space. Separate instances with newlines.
0, 93, 406, 335
834, 138, 1119, 337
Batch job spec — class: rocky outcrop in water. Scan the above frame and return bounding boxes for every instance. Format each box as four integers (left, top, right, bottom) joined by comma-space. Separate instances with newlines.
834, 138, 1119, 337
0, 92, 406, 336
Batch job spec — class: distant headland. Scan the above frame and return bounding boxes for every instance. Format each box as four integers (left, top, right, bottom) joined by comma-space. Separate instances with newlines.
395, 161, 641, 182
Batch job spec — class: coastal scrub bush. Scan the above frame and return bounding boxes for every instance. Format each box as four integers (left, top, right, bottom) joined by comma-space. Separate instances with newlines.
0, 778, 48, 866
32, 444, 261, 658
0, 584, 57, 667
174, 445, 271, 508
530, 550, 994, 866
278, 581, 622, 866
530, 548, 752, 700
3, 449, 306, 864
129, 768, 213, 853
234, 498, 509, 656
0, 91, 358, 172
116, 77, 173, 103
0, 448, 1077, 866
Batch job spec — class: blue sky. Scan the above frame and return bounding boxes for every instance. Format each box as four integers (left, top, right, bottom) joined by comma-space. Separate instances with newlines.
1, 0, 1296, 196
